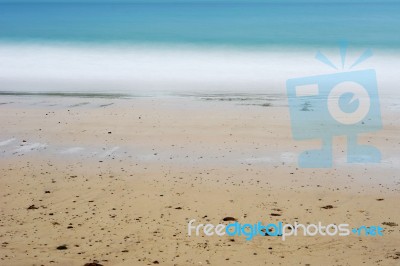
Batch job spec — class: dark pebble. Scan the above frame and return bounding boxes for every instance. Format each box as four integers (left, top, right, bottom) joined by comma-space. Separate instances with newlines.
56, 245, 68, 250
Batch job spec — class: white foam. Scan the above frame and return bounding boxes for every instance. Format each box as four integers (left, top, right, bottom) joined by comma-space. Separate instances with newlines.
0, 138, 16, 147
14, 143, 47, 153
99, 146, 119, 158
243, 156, 272, 163
60, 147, 85, 154
280, 152, 297, 163
1, 43, 399, 95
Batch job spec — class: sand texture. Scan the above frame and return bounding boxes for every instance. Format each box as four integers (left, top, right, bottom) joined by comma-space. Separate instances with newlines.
0, 95, 399, 266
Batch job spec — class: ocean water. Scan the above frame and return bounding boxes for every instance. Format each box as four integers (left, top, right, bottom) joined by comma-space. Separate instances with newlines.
1, 2, 400, 47
0, 2, 399, 94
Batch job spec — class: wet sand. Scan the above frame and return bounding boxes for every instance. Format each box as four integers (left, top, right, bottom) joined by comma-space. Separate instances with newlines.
0, 94, 399, 266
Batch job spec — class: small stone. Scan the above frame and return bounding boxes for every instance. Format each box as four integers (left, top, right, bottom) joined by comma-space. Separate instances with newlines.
222, 217, 237, 222
382, 222, 398, 227
84, 261, 103, 266
27, 205, 39, 210
56, 244, 68, 250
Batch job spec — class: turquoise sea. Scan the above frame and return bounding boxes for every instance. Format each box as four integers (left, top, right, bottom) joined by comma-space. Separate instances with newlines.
1, 2, 400, 48
0, 1, 399, 94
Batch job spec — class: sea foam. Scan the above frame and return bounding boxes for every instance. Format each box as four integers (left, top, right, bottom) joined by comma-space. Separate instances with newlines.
1, 43, 399, 96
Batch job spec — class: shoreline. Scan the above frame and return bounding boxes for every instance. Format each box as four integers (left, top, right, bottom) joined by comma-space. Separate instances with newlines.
0, 94, 399, 265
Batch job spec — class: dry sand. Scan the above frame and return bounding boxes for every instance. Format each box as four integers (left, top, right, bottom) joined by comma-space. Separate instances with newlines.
0, 94, 399, 266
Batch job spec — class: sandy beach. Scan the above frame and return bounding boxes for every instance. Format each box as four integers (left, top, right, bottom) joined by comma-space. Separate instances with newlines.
0, 94, 398, 266
1, 1, 400, 265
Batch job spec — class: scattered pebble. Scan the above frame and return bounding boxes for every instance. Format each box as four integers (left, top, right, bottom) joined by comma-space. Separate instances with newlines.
56, 244, 68, 250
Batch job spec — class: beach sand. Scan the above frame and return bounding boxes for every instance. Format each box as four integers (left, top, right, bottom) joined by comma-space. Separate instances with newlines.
0, 94, 399, 266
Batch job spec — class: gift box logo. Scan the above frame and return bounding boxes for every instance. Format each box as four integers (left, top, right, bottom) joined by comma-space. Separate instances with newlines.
287, 45, 382, 168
